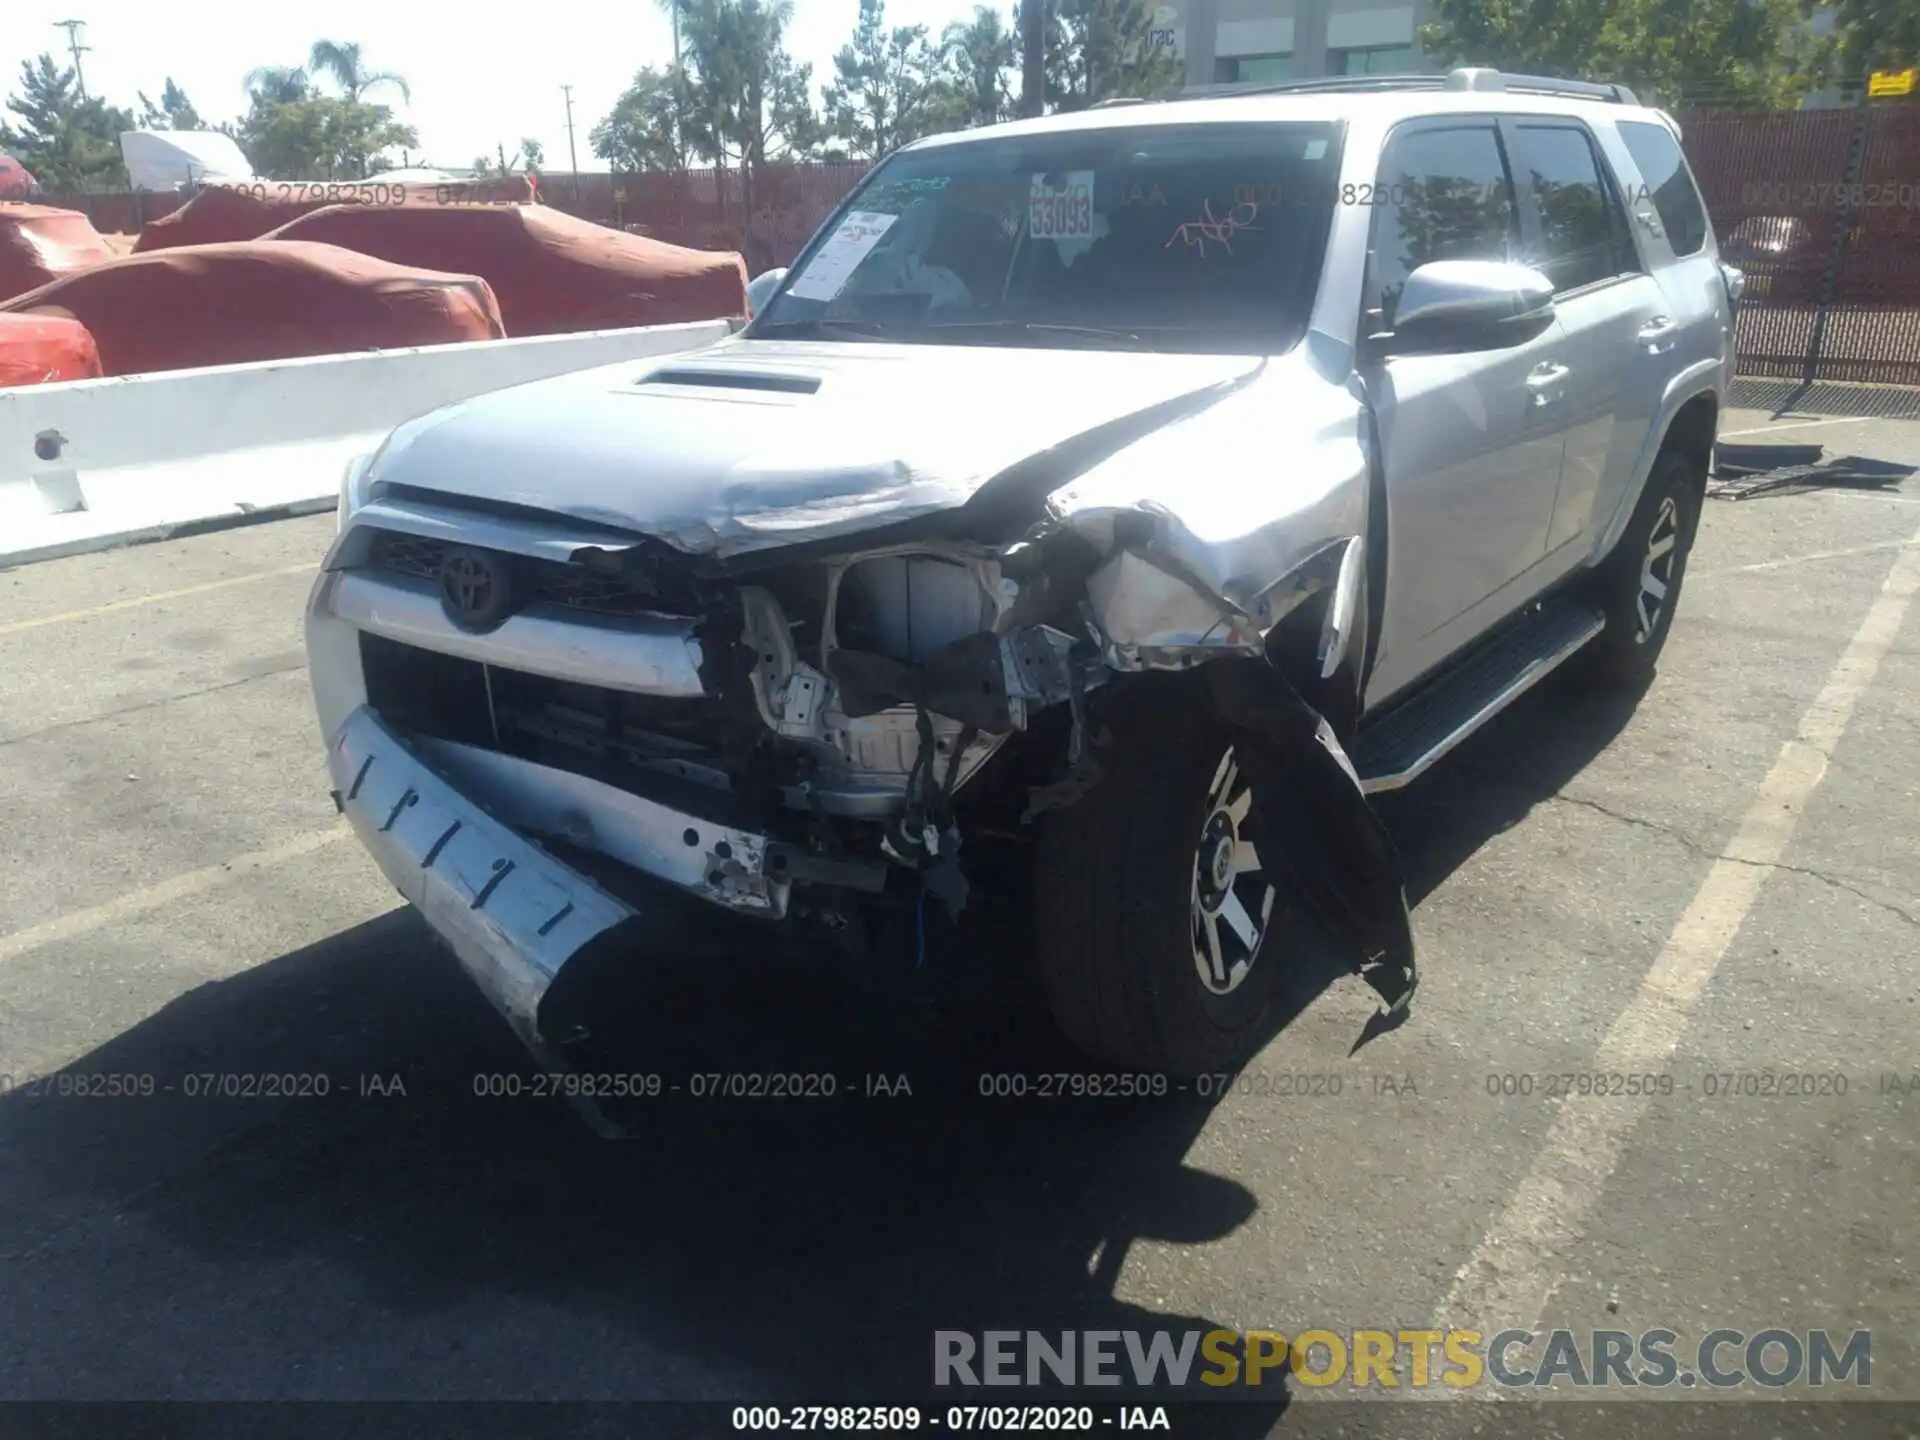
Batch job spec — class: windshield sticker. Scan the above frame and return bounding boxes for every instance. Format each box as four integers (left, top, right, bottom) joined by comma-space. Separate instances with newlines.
1029, 171, 1096, 240
860, 175, 952, 210
786, 211, 901, 301
1166, 199, 1262, 258
1304, 139, 1328, 160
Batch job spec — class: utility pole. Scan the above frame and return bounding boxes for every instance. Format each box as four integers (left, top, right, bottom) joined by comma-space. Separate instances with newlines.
669, 0, 688, 171
54, 19, 90, 100
561, 84, 582, 205
1020, 0, 1045, 117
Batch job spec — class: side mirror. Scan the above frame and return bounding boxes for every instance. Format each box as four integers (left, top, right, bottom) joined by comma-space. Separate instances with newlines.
1378, 261, 1556, 356
745, 267, 789, 318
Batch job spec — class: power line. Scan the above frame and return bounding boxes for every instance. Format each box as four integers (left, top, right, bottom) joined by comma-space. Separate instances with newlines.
53, 19, 90, 100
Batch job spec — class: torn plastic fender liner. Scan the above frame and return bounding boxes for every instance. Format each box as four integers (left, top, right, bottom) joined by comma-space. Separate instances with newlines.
1204, 658, 1417, 1015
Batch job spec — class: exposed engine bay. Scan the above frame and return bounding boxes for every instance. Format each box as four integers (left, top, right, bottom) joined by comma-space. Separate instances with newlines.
340, 493, 1413, 1019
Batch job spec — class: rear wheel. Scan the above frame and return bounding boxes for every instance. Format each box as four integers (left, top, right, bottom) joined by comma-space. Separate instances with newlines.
1573, 447, 1702, 686
1034, 698, 1298, 1074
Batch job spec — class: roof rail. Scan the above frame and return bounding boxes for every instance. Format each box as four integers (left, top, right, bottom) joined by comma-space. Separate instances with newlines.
1170, 67, 1639, 106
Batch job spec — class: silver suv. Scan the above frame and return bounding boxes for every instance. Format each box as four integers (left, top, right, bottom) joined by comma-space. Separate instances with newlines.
309, 68, 1738, 1077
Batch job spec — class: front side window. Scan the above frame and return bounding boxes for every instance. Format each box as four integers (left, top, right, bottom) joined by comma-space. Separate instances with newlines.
754, 122, 1344, 354
1365, 124, 1518, 327
1509, 124, 1638, 292
1617, 118, 1709, 257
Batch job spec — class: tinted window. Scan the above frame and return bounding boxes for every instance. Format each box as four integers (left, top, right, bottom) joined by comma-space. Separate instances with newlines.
1618, 119, 1709, 257
755, 123, 1343, 355
1367, 125, 1518, 327
1510, 125, 1635, 292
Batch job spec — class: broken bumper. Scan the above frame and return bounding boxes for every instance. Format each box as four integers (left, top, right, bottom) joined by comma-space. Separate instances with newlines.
328, 703, 641, 1053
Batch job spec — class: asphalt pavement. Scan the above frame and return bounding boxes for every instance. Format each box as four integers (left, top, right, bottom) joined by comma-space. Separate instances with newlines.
0, 403, 1915, 1438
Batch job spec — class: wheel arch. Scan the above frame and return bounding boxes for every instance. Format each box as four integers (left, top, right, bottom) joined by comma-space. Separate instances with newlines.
1592, 369, 1720, 564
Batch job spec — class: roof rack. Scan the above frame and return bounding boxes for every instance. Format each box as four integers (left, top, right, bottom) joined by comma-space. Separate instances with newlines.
1169, 67, 1639, 107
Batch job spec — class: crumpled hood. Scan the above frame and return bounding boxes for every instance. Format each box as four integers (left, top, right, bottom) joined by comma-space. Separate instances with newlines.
369, 336, 1264, 557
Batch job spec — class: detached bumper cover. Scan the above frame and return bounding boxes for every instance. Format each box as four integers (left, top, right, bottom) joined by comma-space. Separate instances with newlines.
328, 703, 637, 1051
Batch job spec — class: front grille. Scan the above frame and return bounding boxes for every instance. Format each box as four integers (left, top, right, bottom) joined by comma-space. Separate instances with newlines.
359, 632, 763, 806
364, 529, 702, 620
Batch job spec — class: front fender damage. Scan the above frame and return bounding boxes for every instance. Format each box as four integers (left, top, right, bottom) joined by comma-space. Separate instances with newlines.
1205, 658, 1418, 1021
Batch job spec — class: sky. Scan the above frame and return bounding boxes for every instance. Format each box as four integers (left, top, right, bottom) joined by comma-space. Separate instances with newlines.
3, 0, 990, 172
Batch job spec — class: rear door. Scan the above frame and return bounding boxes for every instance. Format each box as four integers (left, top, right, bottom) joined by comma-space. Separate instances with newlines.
1499, 117, 1670, 556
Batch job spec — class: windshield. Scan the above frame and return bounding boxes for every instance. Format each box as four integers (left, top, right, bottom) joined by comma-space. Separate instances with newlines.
753, 121, 1343, 354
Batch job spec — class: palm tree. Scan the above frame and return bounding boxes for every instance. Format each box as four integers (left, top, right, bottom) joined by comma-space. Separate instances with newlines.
307, 40, 412, 104
243, 65, 311, 106
942, 6, 1017, 128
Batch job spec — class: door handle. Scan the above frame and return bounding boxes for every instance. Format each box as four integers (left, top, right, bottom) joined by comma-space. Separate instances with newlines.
1526, 362, 1570, 406
1637, 316, 1678, 352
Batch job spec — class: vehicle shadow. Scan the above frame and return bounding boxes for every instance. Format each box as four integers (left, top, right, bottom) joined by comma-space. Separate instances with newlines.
0, 904, 1289, 1432
0, 669, 1642, 1425
1375, 668, 1651, 909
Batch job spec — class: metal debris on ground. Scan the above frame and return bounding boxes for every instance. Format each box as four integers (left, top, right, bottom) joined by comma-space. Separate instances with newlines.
1707, 441, 1918, 501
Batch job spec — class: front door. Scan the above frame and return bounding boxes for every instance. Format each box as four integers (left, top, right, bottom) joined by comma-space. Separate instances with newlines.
1361, 120, 1573, 709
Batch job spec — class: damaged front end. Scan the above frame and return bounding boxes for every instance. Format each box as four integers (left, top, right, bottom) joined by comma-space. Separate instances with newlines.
309, 370, 1415, 1066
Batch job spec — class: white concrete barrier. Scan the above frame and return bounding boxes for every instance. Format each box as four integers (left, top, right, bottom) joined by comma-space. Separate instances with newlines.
0, 319, 733, 569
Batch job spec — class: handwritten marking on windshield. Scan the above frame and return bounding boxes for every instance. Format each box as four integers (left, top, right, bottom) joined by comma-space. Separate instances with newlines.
1165, 199, 1262, 257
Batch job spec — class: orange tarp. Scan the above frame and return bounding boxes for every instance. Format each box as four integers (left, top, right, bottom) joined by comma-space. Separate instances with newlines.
264, 202, 746, 336
0, 205, 117, 302
0, 240, 506, 377
0, 311, 102, 386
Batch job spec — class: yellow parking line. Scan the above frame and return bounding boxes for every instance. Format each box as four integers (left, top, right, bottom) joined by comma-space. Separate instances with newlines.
0, 827, 349, 967
0, 563, 318, 638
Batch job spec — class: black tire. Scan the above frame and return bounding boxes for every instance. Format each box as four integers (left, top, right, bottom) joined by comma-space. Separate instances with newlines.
1033, 691, 1300, 1075
1573, 447, 1703, 686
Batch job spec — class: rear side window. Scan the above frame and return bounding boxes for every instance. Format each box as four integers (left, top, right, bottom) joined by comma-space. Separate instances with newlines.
1366, 125, 1518, 328
1508, 124, 1638, 292
1617, 119, 1709, 257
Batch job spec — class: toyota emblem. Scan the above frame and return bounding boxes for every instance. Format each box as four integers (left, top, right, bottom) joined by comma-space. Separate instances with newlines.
438, 546, 516, 631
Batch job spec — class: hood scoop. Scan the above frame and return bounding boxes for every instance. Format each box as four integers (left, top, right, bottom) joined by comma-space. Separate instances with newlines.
639, 366, 822, 395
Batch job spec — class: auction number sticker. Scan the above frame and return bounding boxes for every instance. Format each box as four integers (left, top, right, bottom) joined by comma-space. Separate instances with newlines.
1029, 171, 1096, 240
785, 210, 900, 301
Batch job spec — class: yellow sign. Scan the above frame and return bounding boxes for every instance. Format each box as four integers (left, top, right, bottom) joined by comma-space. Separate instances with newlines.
1867, 68, 1917, 96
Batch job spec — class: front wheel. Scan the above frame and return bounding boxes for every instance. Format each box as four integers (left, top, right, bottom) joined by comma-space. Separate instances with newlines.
1034, 701, 1299, 1075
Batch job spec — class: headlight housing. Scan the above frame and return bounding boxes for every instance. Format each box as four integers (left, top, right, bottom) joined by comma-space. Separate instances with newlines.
337, 452, 377, 532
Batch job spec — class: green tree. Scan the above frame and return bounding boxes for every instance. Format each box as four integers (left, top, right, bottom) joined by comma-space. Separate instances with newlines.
242, 66, 313, 107
823, 0, 949, 162
936, 6, 1018, 129
136, 78, 205, 131
307, 40, 412, 104
236, 93, 417, 180
1421, 0, 1810, 108
0, 54, 135, 190
591, 65, 688, 172
1033, 0, 1182, 112
472, 139, 544, 176
1814, 0, 1920, 85
679, 0, 823, 218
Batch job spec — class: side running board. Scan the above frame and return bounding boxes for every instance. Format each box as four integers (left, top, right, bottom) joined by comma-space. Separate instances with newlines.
1353, 598, 1606, 794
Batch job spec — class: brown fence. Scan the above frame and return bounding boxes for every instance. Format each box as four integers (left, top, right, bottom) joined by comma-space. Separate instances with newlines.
1681, 102, 1920, 387
35, 120, 1920, 387
43, 162, 872, 270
